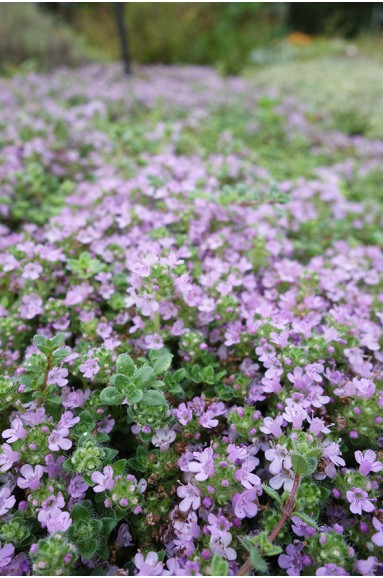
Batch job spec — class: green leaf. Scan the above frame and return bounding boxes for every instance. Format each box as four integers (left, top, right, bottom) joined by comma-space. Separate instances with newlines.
291, 453, 310, 476
133, 366, 156, 389
77, 538, 98, 560
52, 347, 70, 363
306, 457, 318, 475
127, 388, 143, 405
210, 554, 228, 576
112, 459, 127, 476
100, 387, 126, 406
113, 373, 132, 391
201, 365, 215, 384
116, 353, 136, 377
62, 458, 76, 473
292, 511, 319, 528
103, 448, 119, 461
143, 390, 167, 407
51, 333, 65, 349
152, 349, 173, 375
101, 517, 117, 536
250, 547, 268, 574
33, 334, 47, 349
262, 483, 282, 505
70, 503, 91, 524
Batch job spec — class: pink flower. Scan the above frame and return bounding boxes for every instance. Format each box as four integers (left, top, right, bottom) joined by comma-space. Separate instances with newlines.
19, 294, 43, 319
22, 263, 43, 280
270, 469, 295, 492
283, 403, 308, 429
177, 483, 201, 512
0, 542, 14, 569
354, 450, 382, 476
17, 464, 44, 491
134, 552, 163, 576
346, 487, 375, 515
151, 428, 176, 451
2, 418, 27, 444
260, 416, 284, 438
47, 367, 69, 388
199, 410, 218, 429
234, 457, 261, 489
0, 487, 16, 516
265, 444, 292, 475
79, 358, 100, 378
91, 466, 115, 493
187, 447, 215, 481
0, 444, 20, 472
173, 403, 192, 426
371, 517, 383, 547
46, 510, 72, 534
48, 428, 72, 452
232, 490, 258, 519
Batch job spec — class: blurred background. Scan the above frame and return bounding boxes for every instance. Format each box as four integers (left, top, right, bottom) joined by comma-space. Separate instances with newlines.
0, 2, 382, 75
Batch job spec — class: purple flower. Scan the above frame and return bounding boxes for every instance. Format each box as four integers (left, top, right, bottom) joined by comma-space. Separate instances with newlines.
48, 428, 72, 452
354, 450, 382, 476
151, 428, 176, 451
0, 444, 20, 472
232, 490, 258, 519
58, 411, 80, 430
291, 516, 316, 538
37, 494, 65, 525
346, 487, 375, 515
142, 334, 164, 350
68, 475, 89, 499
269, 469, 295, 492
134, 552, 163, 576
265, 444, 292, 474
355, 557, 378, 576
91, 466, 115, 493
260, 416, 284, 438
46, 510, 72, 534
234, 456, 261, 489
174, 403, 193, 426
278, 541, 312, 576
282, 403, 308, 429
316, 563, 349, 575
187, 447, 215, 481
116, 523, 133, 547
199, 411, 218, 429
209, 531, 236, 561
177, 483, 201, 512
0, 487, 16, 516
19, 294, 43, 319
79, 358, 100, 378
17, 465, 44, 491
2, 418, 27, 444
47, 367, 69, 388
0, 542, 14, 569
371, 517, 383, 547
22, 262, 43, 280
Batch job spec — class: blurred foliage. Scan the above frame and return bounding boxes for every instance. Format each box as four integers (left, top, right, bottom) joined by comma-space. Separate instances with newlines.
61, 2, 287, 74
253, 51, 383, 139
288, 3, 376, 36
0, 3, 96, 72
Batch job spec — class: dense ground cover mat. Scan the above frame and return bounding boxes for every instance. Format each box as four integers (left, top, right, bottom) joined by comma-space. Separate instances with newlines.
0, 64, 382, 576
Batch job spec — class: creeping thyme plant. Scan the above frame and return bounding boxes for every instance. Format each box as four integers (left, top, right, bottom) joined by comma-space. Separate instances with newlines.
0, 64, 382, 576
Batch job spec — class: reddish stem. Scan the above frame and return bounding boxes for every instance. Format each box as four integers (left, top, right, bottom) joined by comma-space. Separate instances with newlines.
235, 474, 301, 576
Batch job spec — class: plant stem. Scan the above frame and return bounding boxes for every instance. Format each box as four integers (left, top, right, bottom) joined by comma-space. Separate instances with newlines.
37, 355, 52, 407
235, 473, 301, 577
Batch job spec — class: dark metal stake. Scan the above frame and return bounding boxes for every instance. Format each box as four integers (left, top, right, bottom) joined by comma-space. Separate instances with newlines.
113, 3, 131, 76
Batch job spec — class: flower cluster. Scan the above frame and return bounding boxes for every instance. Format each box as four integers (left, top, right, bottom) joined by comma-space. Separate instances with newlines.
0, 63, 382, 575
